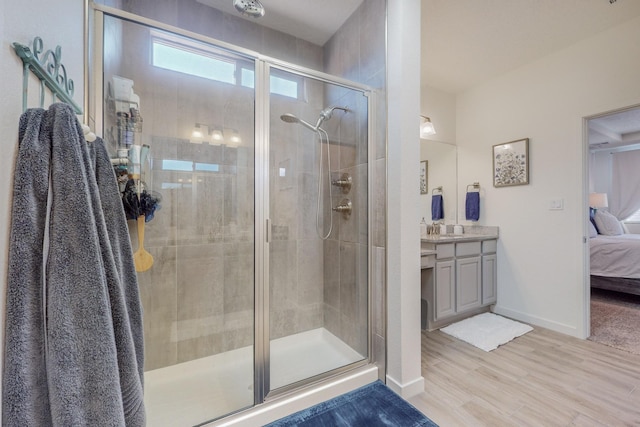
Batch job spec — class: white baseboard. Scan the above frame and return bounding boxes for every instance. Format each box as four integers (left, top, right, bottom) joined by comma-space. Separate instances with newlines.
385, 374, 425, 399
493, 305, 581, 338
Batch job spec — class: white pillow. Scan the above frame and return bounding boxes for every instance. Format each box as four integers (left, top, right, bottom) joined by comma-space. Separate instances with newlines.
588, 220, 597, 238
594, 210, 624, 236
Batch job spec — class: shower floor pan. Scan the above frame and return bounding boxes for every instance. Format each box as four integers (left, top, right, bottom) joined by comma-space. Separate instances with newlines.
144, 327, 363, 427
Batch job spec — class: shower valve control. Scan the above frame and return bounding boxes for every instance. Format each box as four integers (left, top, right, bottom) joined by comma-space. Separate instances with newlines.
332, 199, 352, 219
332, 173, 352, 194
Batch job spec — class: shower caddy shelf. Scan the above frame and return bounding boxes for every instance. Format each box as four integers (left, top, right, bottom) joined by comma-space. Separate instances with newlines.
12, 36, 83, 114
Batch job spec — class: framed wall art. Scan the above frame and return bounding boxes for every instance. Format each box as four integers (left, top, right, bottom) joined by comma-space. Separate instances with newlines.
492, 138, 529, 187
420, 160, 428, 194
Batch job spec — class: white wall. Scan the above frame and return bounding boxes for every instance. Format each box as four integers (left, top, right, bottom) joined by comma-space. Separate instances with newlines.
589, 150, 612, 195
455, 16, 640, 338
386, 0, 424, 398
0, 0, 85, 414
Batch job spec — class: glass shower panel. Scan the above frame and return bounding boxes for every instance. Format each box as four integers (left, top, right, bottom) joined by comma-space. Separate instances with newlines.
102, 16, 255, 425
269, 69, 369, 391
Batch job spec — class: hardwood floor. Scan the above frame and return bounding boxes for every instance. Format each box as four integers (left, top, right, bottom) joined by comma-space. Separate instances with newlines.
408, 326, 640, 426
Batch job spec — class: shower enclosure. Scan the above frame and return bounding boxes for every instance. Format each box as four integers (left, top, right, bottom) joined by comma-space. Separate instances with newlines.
91, 7, 373, 426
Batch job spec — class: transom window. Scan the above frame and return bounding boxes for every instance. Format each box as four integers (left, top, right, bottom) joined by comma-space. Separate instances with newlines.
151, 31, 300, 98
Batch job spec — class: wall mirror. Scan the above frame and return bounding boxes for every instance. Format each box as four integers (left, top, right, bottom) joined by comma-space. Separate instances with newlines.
420, 139, 457, 224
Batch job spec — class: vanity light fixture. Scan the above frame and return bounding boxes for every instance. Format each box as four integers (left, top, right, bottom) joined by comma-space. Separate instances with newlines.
191, 123, 207, 144
211, 128, 224, 142
228, 129, 242, 146
192, 123, 204, 139
420, 115, 436, 138
191, 123, 242, 146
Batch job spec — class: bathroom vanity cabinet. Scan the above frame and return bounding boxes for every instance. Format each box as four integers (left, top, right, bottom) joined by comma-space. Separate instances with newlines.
420, 235, 498, 331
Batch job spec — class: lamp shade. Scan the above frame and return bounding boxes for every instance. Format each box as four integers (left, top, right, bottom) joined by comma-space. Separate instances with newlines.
420, 116, 436, 138
589, 193, 608, 209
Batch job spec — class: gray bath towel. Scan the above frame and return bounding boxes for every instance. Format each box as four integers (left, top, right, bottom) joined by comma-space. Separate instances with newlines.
3, 103, 145, 426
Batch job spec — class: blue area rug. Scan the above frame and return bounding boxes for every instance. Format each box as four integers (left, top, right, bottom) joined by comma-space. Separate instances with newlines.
265, 380, 438, 426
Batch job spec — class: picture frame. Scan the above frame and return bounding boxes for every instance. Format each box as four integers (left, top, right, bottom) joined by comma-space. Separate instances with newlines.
420, 160, 428, 194
492, 138, 529, 187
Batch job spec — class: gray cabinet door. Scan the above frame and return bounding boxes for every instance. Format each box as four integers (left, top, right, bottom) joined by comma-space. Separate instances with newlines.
435, 260, 455, 320
456, 256, 481, 312
482, 254, 497, 304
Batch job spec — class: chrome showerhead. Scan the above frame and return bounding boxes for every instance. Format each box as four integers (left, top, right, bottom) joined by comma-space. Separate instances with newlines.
233, 0, 265, 18
319, 106, 349, 121
280, 113, 318, 132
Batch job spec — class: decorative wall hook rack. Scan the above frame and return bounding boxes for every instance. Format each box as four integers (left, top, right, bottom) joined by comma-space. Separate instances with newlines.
12, 36, 83, 114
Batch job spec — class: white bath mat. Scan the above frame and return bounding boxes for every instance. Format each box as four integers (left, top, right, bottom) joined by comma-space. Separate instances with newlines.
440, 312, 533, 352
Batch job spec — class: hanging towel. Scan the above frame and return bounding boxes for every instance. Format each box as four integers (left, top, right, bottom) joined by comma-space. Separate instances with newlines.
465, 191, 480, 221
3, 103, 145, 426
431, 194, 444, 221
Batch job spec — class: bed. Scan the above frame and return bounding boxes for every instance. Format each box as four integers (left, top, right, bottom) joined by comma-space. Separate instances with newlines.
590, 233, 640, 296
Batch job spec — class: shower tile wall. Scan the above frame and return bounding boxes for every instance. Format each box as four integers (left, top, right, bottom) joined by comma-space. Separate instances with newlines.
323, 0, 387, 367
269, 83, 326, 340
105, 2, 326, 370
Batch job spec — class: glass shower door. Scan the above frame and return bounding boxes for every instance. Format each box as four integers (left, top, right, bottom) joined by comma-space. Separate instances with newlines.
268, 68, 370, 392
98, 11, 372, 423
101, 15, 256, 426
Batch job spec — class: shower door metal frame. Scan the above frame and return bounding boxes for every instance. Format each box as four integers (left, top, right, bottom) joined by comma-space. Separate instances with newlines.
87, 2, 377, 416
258, 60, 376, 402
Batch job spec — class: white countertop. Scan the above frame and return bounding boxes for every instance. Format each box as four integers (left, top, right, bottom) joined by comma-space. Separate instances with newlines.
421, 233, 498, 243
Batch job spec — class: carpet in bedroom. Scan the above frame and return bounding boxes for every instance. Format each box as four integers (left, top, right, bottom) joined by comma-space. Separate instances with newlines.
590, 289, 640, 355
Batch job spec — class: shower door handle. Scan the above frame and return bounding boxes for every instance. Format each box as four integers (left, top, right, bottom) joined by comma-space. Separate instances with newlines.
266, 218, 272, 243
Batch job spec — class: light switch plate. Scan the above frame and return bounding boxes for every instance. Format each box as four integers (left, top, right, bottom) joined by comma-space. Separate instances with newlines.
549, 198, 564, 210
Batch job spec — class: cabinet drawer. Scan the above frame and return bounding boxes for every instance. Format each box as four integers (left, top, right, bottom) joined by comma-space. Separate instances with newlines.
456, 241, 481, 257
436, 243, 455, 259
421, 254, 435, 269
482, 239, 497, 254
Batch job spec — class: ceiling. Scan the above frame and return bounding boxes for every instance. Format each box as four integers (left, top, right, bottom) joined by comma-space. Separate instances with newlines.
589, 109, 640, 150
421, 0, 640, 94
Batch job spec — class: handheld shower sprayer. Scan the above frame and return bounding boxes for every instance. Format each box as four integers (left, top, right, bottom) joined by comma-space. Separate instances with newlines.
279, 113, 318, 132
279, 105, 349, 240
280, 106, 349, 132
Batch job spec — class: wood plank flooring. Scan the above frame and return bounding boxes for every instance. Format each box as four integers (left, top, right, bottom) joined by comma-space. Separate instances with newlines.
408, 326, 640, 426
